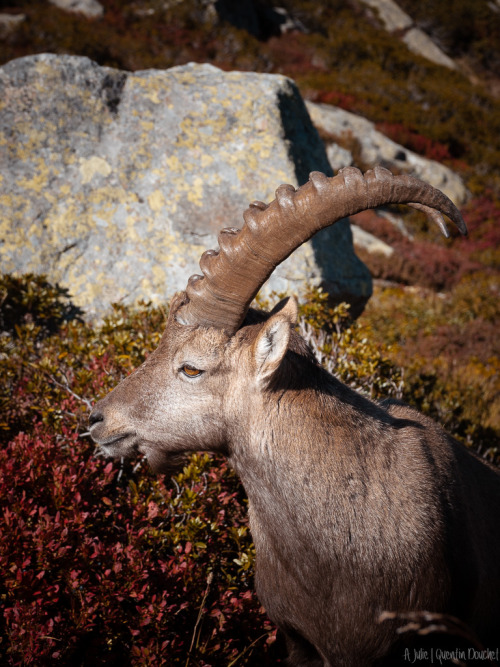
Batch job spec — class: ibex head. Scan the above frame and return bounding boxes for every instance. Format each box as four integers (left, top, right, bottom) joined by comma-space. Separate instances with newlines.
89, 166, 466, 469
89, 288, 303, 472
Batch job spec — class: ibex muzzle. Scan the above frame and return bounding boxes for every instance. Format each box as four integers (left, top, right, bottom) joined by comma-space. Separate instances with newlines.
90, 167, 500, 666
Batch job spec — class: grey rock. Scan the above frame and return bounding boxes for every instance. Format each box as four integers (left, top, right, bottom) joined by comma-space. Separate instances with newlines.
403, 28, 458, 71
0, 13, 26, 38
48, 0, 104, 18
377, 210, 413, 240
0, 54, 371, 320
361, 0, 412, 31
351, 225, 394, 257
326, 143, 353, 172
49, 0, 104, 19
360, 0, 457, 71
270, 7, 308, 35
306, 101, 468, 206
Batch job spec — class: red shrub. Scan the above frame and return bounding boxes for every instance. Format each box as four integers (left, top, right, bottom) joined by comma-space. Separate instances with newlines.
312, 89, 357, 110
376, 122, 452, 163
459, 193, 500, 259
352, 211, 482, 291
0, 414, 279, 664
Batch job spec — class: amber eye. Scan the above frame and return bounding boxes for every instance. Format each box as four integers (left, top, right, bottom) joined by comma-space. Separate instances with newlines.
180, 364, 203, 378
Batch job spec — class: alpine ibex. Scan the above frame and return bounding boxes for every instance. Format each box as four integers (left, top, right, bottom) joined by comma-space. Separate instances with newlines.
89, 167, 500, 665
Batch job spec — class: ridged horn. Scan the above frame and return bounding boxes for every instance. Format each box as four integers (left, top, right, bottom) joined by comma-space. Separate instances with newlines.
177, 166, 467, 334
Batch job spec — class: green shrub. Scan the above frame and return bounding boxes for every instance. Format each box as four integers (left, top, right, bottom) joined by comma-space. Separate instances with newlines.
0, 274, 82, 338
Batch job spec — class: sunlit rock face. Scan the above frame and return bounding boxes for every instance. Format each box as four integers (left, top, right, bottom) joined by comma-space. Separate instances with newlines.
0, 54, 371, 319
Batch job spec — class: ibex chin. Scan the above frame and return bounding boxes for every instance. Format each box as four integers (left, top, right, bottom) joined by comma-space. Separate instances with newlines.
89, 167, 500, 665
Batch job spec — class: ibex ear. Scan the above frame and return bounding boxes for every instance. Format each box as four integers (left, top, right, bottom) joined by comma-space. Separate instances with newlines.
253, 297, 297, 385
269, 295, 299, 323
170, 292, 190, 325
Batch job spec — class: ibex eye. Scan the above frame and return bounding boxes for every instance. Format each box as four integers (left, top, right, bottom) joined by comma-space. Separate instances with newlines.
180, 364, 203, 378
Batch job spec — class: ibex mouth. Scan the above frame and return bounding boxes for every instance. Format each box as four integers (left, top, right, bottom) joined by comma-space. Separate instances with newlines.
95, 432, 135, 447
91, 430, 138, 458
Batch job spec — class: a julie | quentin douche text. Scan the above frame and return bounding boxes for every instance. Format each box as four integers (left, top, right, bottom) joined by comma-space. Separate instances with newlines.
404, 648, 500, 664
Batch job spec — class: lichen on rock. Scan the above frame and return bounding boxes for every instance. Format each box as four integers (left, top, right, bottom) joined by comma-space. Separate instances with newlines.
0, 54, 371, 319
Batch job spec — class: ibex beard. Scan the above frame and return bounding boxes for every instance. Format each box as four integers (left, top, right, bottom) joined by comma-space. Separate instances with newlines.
89, 168, 500, 666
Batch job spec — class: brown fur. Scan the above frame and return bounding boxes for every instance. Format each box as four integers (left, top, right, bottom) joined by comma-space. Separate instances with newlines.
90, 296, 500, 665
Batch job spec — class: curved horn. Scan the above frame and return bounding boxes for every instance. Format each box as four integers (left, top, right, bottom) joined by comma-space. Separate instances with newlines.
177, 166, 467, 333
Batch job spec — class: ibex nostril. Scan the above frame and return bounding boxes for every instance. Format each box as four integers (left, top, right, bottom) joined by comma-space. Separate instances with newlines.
89, 411, 104, 428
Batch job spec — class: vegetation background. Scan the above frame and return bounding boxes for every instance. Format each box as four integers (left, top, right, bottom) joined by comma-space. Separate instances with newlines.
1, 0, 499, 664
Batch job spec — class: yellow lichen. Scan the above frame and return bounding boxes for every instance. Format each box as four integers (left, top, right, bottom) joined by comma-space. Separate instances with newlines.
79, 156, 112, 184
148, 190, 166, 212
186, 177, 204, 206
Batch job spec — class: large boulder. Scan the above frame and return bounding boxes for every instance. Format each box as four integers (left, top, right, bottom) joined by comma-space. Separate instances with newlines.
0, 54, 371, 320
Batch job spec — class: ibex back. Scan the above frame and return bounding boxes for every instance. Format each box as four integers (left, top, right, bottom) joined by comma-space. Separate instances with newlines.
90, 167, 500, 666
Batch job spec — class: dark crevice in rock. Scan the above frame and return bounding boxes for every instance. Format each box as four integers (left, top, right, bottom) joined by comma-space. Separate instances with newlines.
56, 242, 78, 258
100, 71, 127, 115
